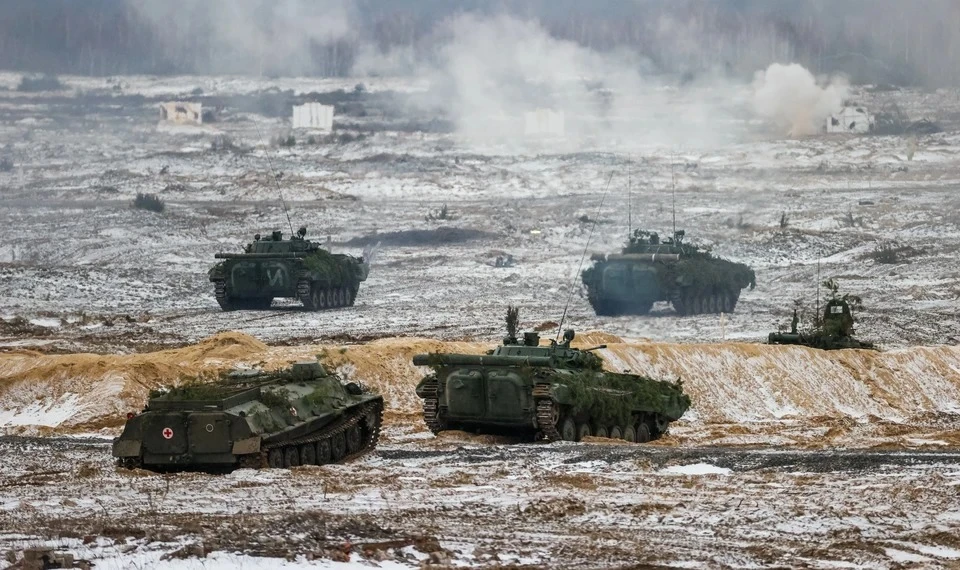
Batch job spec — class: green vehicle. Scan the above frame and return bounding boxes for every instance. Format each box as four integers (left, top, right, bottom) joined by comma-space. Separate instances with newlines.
413, 308, 691, 442
112, 361, 384, 472
209, 226, 371, 311
582, 229, 756, 316
768, 280, 875, 350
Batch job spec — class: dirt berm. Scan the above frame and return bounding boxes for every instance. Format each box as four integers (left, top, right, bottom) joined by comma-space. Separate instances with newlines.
1, 331, 958, 446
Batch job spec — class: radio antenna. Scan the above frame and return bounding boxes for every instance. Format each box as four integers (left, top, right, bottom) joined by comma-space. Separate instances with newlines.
816, 253, 821, 326
670, 155, 677, 237
252, 118, 295, 236
627, 172, 632, 242
556, 173, 613, 342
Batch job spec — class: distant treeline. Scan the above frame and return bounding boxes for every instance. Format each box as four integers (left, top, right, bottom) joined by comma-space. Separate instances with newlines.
1, 0, 959, 86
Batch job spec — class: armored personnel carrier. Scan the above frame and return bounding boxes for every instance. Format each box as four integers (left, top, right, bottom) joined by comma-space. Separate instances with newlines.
413, 307, 690, 442
113, 360, 383, 472
209, 226, 370, 311
768, 282, 875, 350
582, 229, 755, 316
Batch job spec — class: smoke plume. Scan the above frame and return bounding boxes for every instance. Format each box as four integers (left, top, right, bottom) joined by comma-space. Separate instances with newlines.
752, 63, 848, 136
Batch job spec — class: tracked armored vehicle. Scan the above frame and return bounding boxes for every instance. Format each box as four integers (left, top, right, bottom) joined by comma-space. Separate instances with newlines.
413, 308, 690, 442
113, 361, 383, 472
768, 282, 875, 350
209, 226, 370, 311
582, 229, 755, 316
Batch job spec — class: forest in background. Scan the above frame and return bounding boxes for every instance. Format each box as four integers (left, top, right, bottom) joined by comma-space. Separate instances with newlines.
1, 0, 959, 86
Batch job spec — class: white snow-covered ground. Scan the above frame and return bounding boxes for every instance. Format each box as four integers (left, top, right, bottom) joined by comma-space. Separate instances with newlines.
0, 75, 959, 352
1, 433, 959, 569
1, 74, 960, 568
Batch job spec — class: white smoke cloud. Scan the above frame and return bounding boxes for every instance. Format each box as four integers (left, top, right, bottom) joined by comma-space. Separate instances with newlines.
752, 63, 848, 136
363, 13, 746, 150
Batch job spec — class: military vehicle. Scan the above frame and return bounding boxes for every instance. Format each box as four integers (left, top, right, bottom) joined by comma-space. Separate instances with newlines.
582, 229, 756, 316
113, 360, 384, 472
768, 280, 875, 350
413, 307, 690, 442
209, 226, 370, 311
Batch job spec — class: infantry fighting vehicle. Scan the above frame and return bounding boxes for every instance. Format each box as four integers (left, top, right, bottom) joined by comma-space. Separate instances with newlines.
209, 226, 370, 311
768, 281, 875, 350
582, 229, 756, 316
413, 307, 690, 442
113, 360, 384, 472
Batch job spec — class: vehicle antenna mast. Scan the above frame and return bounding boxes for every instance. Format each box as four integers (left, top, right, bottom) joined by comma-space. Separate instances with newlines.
627, 171, 632, 242
556, 173, 613, 343
671, 155, 677, 237
252, 118, 295, 236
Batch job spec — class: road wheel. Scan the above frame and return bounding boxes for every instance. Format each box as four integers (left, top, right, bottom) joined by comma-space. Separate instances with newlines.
559, 416, 577, 442
636, 423, 651, 443
331, 432, 346, 461
283, 446, 300, 467
345, 425, 362, 454
721, 293, 733, 313
348, 287, 358, 306
316, 439, 332, 464
268, 449, 283, 468
576, 422, 591, 442
609, 426, 623, 440
300, 443, 316, 465
593, 425, 608, 439
623, 425, 637, 442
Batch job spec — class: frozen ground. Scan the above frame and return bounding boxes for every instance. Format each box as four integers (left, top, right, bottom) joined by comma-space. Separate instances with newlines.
1, 433, 959, 569
0, 74, 959, 352
1, 74, 960, 568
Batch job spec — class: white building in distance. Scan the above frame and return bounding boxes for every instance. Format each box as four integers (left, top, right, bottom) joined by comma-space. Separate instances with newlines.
524, 108, 565, 137
292, 103, 334, 130
159, 102, 202, 125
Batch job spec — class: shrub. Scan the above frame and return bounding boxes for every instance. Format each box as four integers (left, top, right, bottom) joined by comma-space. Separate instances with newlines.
863, 241, 923, 264
17, 74, 65, 92
132, 192, 165, 213
0, 156, 12, 172
278, 135, 296, 147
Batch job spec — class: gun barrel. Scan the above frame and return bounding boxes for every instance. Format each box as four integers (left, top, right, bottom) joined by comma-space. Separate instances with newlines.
593, 253, 681, 263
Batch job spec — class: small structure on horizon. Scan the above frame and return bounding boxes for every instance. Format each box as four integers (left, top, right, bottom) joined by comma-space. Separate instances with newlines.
292, 102, 334, 130
159, 102, 202, 125
826, 105, 874, 134
524, 108, 565, 137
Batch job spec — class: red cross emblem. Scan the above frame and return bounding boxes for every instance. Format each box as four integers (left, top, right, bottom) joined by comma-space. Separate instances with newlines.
162, 427, 174, 440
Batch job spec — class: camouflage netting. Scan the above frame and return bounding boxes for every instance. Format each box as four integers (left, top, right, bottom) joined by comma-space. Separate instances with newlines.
303, 251, 352, 283
665, 254, 756, 295
556, 371, 689, 427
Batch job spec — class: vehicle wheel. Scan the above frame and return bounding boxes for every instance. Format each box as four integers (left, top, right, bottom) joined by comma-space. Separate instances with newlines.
316, 439, 332, 464
330, 432, 346, 461
636, 423, 651, 443
325, 288, 335, 308
284, 446, 300, 467
268, 449, 283, 468
339, 287, 348, 307
721, 293, 733, 313
559, 416, 577, 442
303, 285, 321, 310
707, 294, 717, 313
300, 443, 316, 465
623, 425, 637, 442
345, 425, 362, 454
576, 422, 591, 442
348, 287, 358, 306
609, 426, 623, 440
593, 425, 608, 438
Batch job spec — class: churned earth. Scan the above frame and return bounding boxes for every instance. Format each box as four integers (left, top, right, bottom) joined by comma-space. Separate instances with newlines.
1, 73, 959, 567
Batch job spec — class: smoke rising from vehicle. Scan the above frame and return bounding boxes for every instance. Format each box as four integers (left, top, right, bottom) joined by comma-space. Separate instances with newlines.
752, 63, 848, 136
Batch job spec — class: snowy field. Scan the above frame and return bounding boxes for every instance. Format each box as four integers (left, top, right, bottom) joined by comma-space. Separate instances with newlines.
0, 73, 959, 352
1, 73, 960, 567
1, 433, 959, 569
